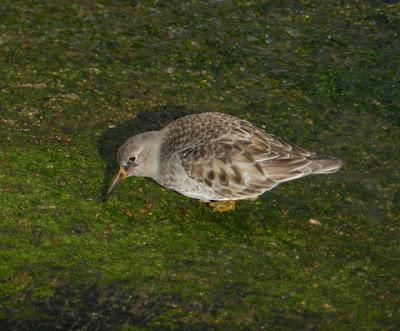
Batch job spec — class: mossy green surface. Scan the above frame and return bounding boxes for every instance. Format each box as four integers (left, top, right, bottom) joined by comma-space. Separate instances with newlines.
1, 0, 399, 329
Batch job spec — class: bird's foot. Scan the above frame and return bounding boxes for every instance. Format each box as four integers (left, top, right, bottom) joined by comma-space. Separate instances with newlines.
208, 200, 236, 212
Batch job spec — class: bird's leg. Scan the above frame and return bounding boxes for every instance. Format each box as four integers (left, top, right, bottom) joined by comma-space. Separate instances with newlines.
208, 200, 236, 212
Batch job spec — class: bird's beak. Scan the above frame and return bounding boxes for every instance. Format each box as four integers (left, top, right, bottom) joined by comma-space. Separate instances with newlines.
106, 167, 128, 198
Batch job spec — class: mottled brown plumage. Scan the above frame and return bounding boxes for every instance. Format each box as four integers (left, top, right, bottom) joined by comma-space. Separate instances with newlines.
107, 112, 344, 205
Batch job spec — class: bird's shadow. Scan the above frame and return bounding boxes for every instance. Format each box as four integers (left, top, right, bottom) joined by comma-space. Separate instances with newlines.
97, 105, 197, 200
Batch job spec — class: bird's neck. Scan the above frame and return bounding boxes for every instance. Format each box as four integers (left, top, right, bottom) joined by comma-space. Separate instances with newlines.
140, 131, 163, 179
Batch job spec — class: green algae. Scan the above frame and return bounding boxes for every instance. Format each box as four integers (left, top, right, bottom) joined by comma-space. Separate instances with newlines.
1, 0, 400, 329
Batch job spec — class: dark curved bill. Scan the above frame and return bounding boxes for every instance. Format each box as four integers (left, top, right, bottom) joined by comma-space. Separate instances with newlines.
106, 167, 128, 198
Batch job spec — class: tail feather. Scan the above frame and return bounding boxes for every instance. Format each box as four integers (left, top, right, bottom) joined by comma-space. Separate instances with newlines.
310, 158, 344, 175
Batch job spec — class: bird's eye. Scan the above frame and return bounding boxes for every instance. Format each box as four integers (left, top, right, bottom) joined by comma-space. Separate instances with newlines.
128, 156, 136, 162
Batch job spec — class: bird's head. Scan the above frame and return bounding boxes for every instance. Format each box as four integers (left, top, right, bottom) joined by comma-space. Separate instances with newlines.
106, 131, 161, 197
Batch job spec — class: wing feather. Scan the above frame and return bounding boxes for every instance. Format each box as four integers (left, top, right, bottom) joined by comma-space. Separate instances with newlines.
173, 118, 317, 199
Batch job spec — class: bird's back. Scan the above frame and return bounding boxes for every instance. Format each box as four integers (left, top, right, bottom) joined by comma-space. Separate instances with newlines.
157, 112, 343, 201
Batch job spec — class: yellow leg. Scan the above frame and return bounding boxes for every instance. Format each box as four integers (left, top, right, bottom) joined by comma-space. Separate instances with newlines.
208, 200, 236, 212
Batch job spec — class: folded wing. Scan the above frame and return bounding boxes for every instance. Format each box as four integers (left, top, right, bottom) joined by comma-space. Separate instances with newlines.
176, 119, 336, 200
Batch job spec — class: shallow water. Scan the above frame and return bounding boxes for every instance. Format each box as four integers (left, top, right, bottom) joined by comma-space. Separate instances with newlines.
0, 0, 399, 329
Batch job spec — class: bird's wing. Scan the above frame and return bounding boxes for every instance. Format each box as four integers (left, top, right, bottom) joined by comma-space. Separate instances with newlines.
175, 119, 316, 199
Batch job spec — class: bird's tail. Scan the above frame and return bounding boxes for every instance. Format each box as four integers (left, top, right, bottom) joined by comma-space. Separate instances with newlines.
310, 158, 345, 175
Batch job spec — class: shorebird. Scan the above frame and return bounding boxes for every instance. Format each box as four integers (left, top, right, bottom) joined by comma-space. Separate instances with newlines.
107, 112, 344, 211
